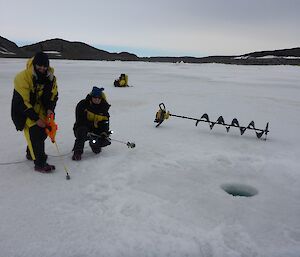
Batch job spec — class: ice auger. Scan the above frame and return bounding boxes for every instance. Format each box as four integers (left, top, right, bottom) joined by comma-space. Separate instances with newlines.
154, 103, 269, 140
45, 113, 71, 180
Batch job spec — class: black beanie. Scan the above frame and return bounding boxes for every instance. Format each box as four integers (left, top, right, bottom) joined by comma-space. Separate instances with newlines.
33, 52, 49, 67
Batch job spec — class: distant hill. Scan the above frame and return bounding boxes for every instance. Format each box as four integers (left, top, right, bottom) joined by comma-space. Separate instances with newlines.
1, 36, 299, 65
241, 48, 300, 58
0, 37, 138, 61
0, 36, 28, 57
19, 38, 138, 61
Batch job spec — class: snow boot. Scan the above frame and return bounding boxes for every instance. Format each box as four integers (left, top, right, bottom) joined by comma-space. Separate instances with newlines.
72, 151, 82, 161
34, 163, 55, 173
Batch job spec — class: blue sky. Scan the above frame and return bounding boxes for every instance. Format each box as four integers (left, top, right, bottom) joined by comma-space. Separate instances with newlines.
1, 0, 300, 57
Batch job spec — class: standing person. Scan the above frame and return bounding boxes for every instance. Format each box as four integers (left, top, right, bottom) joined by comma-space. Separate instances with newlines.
11, 52, 58, 173
72, 86, 111, 161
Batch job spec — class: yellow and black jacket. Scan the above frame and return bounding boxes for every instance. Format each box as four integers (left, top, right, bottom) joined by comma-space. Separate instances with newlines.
114, 74, 128, 87
11, 58, 58, 130
73, 94, 110, 132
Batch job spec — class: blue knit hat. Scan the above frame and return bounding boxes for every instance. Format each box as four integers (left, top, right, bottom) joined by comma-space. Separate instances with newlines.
90, 86, 104, 97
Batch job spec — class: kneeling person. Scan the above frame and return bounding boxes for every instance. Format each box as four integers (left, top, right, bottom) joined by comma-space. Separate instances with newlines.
114, 73, 128, 87
72, 86, 111, 161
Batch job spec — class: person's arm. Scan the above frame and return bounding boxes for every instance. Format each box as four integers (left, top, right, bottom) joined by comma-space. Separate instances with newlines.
75, 100, 90, 126
14, 72, 39, 122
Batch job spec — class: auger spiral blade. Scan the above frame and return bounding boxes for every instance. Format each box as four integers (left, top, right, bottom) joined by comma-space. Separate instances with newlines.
154, 103, 269, 140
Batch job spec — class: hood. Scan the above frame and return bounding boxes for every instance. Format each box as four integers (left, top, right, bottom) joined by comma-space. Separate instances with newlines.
25, 57, 55, 74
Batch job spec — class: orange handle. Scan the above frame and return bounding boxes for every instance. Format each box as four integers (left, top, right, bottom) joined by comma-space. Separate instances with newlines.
45, 113, 58, 143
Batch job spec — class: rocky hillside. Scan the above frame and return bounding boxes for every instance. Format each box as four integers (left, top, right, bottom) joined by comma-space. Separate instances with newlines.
0, 36, 28, 57
1, 36, 299, 65
0, 37, 138, 61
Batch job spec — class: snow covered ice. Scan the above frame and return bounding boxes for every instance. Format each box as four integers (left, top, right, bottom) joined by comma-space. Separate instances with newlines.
1, 58, 300, 257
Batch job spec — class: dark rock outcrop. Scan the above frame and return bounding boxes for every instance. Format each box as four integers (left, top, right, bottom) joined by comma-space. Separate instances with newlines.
0, 36, 27, 57
19, 38, 139, 61
0, 37, 139, 61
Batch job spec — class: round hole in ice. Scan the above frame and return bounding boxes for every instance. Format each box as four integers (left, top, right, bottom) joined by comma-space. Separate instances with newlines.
221, 183, 258, 197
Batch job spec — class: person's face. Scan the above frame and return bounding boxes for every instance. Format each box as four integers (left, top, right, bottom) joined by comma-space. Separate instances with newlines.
35, 64, 48, 74
91, 96, 101, 104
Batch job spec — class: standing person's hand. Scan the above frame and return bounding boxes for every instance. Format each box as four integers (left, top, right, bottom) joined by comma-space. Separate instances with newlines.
36, 119, 46, 128
47, 110, 54, 116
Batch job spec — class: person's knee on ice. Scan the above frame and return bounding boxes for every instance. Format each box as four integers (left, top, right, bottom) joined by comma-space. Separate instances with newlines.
89, 137, 102, 154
